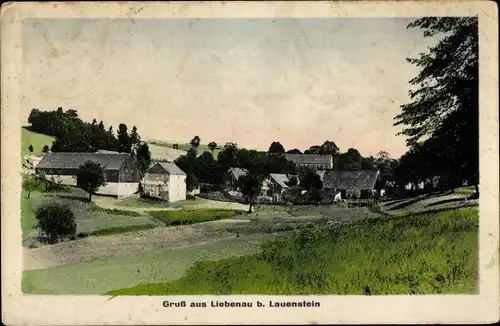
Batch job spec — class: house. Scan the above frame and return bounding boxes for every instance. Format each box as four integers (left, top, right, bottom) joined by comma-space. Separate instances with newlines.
284, 154, 333, 170
267, 173, 298, 203
322, 170, 380, 199
23, 155, 42, 169
142, 162, 187, 202
35, 151, 141, 198
224, 167, 248, 190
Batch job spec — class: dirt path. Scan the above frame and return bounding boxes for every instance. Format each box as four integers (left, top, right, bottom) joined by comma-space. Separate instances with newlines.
23, 223, 242, 270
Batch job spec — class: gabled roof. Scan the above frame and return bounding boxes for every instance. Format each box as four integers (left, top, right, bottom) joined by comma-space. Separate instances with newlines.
285, 154, 332, 165
323, 170, 380, 190
156, 162, 186, 176
269, 173, 297, 189
36, 152, 132, 171
315, 170, 327, 181
228, 167, 248, 180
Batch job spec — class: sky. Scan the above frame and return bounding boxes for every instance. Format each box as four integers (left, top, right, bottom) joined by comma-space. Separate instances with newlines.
22, 18, 437, 158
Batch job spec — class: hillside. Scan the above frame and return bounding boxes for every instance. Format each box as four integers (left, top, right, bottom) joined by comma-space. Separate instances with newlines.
21, 127, 55, 158
148, 140, 222, 160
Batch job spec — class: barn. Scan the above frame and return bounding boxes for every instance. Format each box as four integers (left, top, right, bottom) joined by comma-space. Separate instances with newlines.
284, 154, 333, 170
35, 151, 141, 198
322, 170, 380, 199
142, 162, 187, 202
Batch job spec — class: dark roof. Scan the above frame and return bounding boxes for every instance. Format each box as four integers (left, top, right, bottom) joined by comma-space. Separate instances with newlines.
36, 152, 132, 171
285, 154, 332, 165
323, 170, 380, 190
269, 173, 298, 189
156, 162, 186, 176
228, 167, 248, 180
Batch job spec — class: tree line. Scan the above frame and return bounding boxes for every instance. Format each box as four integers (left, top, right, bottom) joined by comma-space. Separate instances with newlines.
174, 136, 397, 194
27, 107, 151, 175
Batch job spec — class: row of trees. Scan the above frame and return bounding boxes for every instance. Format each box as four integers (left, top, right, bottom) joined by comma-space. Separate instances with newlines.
393, 17, 479, 197
28, 107, 152, 176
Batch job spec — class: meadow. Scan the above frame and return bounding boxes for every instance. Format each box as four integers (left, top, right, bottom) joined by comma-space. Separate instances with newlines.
148, 140, 223, 158
21, 127, 55, 158
146, 209, 241, 226
22, 235, 266, 294
108, 207, 478, 295
21, 186, 158, 247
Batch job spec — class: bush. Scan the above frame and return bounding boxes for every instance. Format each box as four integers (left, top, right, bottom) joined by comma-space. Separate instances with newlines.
35, 202, 76, 244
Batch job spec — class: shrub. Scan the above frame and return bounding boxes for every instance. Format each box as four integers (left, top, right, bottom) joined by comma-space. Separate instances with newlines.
35, 202, 76, 244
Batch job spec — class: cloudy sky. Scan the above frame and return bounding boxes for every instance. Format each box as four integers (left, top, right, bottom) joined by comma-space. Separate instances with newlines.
22, 18, 437, 157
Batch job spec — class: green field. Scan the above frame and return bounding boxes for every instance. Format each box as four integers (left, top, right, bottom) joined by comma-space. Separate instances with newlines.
22, 235, 265, 294
21, 187, 158, 245
146, 209, 240, 225
108, 208, 478, 295
148, 140, 223, 158
21, 127, 54, 158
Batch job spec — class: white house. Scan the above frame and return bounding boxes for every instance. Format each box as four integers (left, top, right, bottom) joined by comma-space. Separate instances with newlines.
143, 162, 187, 202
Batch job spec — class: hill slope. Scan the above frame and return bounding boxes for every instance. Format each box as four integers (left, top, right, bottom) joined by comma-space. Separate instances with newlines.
21, 127, 55, 157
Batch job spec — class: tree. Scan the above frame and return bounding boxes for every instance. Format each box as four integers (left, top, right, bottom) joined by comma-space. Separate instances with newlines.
236, 173, 263, 213
28, 144, 33, 154
320, 140, 340, 155
22, 175, 40, 198
195, 151, 217, 184
285, 175, 298, 187
42, 145, 50, 153
297, 167, 323, 204
35, 202, 76, 244
130, 126, 141, 153
117, 124, 131, 153
268, 141, 285, 155
336, 148, 363, 170
135, 142, 152, 176
76, 160, 107, 202
394, 17, 478, 196
208, 141, 217, 155
361, 156, 375, 170
190, 135, 201, 150
286, 148, 302, 154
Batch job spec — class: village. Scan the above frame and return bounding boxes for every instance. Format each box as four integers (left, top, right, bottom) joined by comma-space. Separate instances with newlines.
16, 15, 481, 298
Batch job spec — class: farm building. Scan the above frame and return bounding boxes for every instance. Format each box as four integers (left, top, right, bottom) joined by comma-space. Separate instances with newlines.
267, 173, 298, 203
323, 170, 380, 199
224, 167, 248, 190
142, 162, 187, 202
284, 154, 333, 170
35, 151, 141, 198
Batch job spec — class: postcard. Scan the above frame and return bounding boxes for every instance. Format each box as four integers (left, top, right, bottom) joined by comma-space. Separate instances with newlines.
1, 1, 499, 325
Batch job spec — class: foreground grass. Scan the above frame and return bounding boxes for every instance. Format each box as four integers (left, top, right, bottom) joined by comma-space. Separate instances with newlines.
108, 208, 478, 295
22, 236, 266, 294
147, 209, 240, 226
21, 127, 55, 158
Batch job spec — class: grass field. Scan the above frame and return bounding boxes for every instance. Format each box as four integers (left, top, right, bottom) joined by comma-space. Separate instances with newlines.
107, 207, 478, 295
22, 235, 266, 294
21, 127, 55, 158
148, 140, 223, 159
146, 209, 241, 226
21, 187, 158, 246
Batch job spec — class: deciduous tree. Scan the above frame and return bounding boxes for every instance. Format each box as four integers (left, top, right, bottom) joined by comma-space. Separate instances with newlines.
76, 160, 107, 202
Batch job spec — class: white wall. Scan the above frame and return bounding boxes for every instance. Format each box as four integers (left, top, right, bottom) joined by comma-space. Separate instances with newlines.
45, 175, 77, 186
168, 175, 186, 202
44, 174, 137, 198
